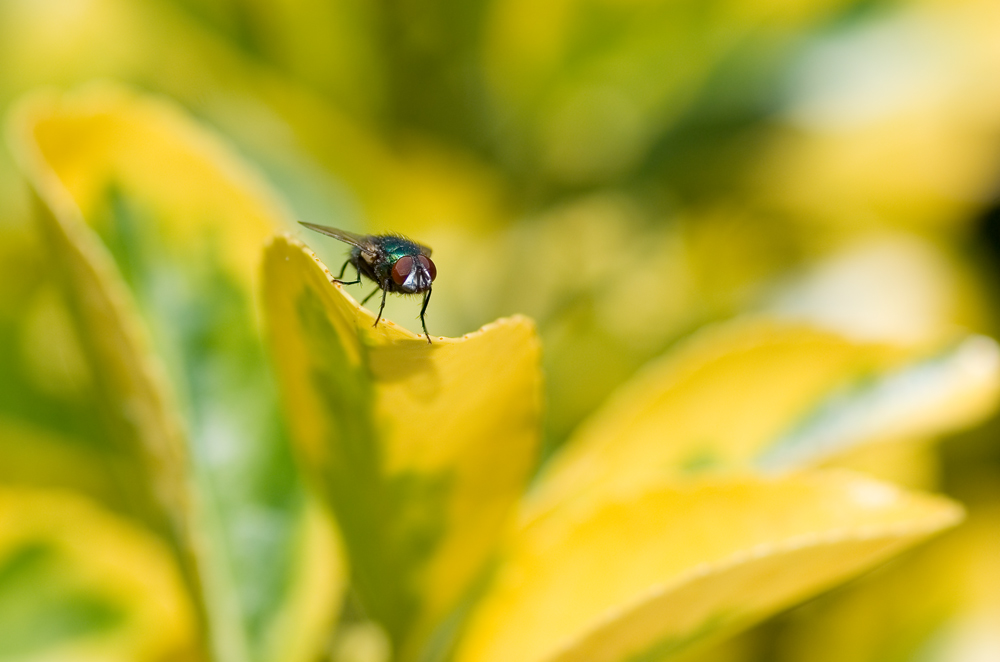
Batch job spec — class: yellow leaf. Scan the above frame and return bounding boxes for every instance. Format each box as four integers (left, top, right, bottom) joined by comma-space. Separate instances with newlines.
454, 471, 962, 662
0, 487, 198, 661
525, 319, 999, 523
11, 83, 290, 283
7, 84, 343, 662
261, 235, 542, 658
7, 84, 196, 565
0, 223, 130, 508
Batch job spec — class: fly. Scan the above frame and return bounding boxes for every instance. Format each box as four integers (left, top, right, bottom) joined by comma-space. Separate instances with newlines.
300, 222, 438, 343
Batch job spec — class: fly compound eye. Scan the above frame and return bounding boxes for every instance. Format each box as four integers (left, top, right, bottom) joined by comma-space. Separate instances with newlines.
391, 256, 414, 286
418, 255, 437, 281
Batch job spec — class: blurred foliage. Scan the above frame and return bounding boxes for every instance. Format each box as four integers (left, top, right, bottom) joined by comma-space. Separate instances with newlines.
2, 0, 1000, 660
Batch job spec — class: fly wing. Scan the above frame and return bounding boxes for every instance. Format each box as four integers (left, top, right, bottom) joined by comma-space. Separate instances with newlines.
299, 222, 377, 256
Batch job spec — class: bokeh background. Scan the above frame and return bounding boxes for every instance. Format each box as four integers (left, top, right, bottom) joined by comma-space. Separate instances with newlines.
3, 0, 1000, 660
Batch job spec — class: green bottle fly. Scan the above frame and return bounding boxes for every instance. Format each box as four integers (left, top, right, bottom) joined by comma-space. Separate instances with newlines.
300, 222, 437, 343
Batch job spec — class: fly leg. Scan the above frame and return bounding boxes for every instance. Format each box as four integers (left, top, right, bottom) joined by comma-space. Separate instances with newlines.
360, 287, 380, 306
419, 288, 432, 343
333, 259, 362, 286
373, 285, 388, 328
